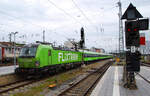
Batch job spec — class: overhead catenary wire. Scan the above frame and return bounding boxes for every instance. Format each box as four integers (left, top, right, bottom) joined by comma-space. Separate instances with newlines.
71, 0, 103, 37
46, 1, 117, 51
0, 9, 42, 29
71, 0, 102, 48
47, 0, 83, 26
0, 9, 46, 41
71, 0, 94, 25
0, 8, 72, 43
47, 0, 91, 43
0, 0, 119, 51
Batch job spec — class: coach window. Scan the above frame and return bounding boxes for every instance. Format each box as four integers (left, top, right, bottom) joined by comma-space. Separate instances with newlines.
48, 50, 51, 56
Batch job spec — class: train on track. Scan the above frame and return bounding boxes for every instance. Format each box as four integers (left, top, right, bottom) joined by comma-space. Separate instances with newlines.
15, 43, 113, 76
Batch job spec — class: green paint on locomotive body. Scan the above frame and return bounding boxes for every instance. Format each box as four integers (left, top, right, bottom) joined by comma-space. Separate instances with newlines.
18, 44, 112, 69
18, 58, 36, 68
18, 44, 82, 68
35, 44, 53, 68
18, 44, 38, 68
18, 44, 52, 68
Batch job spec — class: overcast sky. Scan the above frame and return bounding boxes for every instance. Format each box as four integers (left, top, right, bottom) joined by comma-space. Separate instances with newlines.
0, 0, 150, 52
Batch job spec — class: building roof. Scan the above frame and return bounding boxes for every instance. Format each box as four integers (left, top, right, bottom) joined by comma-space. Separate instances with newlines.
0, 42, 24, 48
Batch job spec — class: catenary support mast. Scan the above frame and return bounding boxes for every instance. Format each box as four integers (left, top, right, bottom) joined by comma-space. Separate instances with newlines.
118, 0, 124, 54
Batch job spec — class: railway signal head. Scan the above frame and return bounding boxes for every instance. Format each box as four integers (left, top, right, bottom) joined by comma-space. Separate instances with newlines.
125, 21, 140, 47
81, 27, 84, 40
80, 27, 85, 49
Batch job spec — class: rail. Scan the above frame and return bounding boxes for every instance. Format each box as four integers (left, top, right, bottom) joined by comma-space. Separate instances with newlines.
136, 72, 150, 84
141, 63, 150, 67
0, 79, 35, 94
58, 61, 113, 96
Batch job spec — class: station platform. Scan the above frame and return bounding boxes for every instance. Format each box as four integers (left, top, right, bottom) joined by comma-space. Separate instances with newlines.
0, 65, 18, 76
91, 66, 150, 96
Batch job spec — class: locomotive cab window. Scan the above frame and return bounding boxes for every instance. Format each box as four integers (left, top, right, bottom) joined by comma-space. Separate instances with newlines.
19, 47, 37, 57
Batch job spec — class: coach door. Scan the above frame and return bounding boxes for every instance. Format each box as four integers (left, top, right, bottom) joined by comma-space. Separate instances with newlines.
48, 50, 52, 65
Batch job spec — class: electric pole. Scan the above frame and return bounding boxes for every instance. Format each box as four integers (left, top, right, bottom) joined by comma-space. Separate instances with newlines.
8, 33, 12, 42
118, 0, 124, 56
53, 41, 56, 47
43, 30, 45, 42
11, 32, 18, 69
118, 0, 126, 85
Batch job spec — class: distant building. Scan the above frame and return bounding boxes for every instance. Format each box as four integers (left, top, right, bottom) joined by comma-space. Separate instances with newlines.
90, 47, 105, 53
0, 42, 25, 61
64, 41, 74, 49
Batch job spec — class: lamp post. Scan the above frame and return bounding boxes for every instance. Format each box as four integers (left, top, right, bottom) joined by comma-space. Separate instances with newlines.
11, 32, 18, 69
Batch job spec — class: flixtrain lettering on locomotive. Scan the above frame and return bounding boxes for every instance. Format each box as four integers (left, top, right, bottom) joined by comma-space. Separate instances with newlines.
58, 53, 78, 62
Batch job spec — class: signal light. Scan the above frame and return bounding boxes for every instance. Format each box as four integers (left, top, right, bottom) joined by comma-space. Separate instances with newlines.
125, 21, 140, 47
134, 28, 137, 31
128, 28, 131, 32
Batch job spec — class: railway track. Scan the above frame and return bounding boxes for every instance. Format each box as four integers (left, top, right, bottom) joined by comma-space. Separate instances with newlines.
136, 72, 150, 84
141, 63, 150, 67
0, 79, 26, 88
58, 61, 112, 96
0, 60, 112, 95
0, 79, 35, 95
135, 63, 150, 84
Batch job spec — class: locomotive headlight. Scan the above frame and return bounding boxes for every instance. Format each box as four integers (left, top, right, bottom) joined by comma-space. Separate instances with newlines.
35, 61, 40, 67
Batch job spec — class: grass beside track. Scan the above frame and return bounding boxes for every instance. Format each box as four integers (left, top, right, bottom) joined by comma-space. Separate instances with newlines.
12, 60, 110, 96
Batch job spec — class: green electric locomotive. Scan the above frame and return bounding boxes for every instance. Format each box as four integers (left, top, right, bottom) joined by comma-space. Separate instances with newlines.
15, 43, 112, 76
